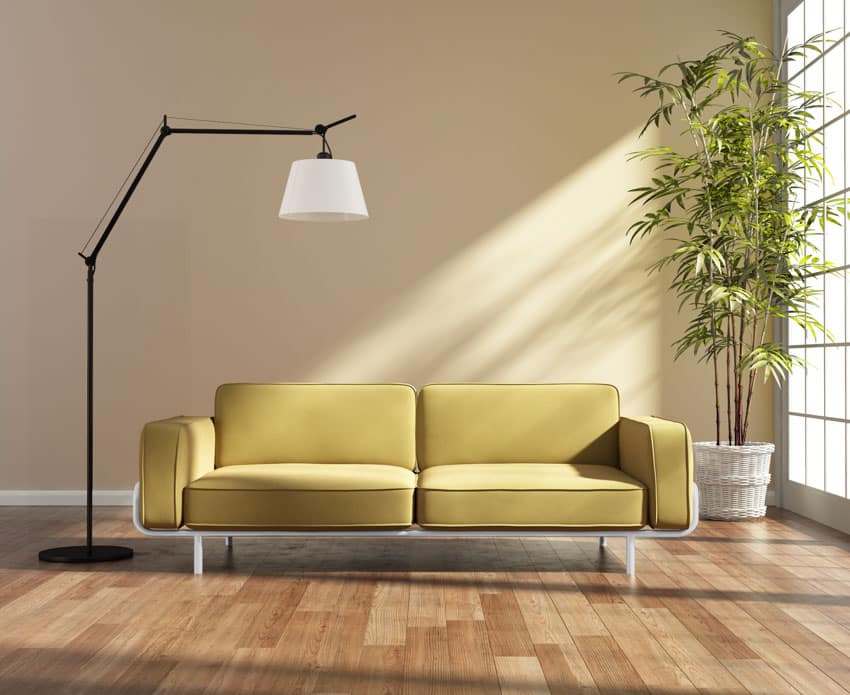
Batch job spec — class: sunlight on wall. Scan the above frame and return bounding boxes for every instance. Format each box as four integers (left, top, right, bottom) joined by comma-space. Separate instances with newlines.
310, 130, 664, 414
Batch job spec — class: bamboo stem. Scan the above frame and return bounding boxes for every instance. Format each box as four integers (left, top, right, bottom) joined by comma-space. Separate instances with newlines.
726, 334, 733, 444
742, 317, 760, 442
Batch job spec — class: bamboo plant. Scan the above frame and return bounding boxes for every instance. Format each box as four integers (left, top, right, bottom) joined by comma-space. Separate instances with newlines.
619, 31, 845, 446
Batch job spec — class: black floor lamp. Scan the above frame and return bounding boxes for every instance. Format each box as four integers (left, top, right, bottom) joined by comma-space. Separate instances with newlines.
38, 113, 368, 564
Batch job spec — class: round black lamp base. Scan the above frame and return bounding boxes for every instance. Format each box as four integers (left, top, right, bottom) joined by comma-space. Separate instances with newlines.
39, 545, 134, 564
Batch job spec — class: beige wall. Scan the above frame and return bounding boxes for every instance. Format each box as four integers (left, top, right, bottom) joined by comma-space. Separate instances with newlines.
0, 0, 773, 491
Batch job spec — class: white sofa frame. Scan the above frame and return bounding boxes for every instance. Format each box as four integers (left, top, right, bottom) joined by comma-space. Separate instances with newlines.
132, 482, 699, 576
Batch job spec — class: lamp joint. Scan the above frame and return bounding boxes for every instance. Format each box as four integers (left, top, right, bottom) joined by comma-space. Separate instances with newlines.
79, 253, 96, 275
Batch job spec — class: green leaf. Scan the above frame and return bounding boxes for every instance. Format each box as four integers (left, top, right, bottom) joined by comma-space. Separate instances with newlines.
617, 27, 837, 438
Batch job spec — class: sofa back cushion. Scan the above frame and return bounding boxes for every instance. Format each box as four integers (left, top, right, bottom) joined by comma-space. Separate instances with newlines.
215, 383, 416, 469
417, 384, 620, 469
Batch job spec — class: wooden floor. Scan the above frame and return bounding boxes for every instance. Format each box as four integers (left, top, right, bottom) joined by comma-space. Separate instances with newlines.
1, 508, 850, 694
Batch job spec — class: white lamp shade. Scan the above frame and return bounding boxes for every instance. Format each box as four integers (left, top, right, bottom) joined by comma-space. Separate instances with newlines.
279, 158, 368, 222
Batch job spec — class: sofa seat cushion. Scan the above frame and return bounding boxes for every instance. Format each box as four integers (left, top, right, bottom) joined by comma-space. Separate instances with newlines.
416, 463, 646, 529
183, 463, 415, 530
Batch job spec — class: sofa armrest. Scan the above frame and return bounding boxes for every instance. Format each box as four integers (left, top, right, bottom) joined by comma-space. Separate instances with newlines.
618, 416, 693, 530
139, 416, 215, 529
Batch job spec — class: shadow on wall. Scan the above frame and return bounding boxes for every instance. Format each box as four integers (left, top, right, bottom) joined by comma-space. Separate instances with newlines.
305, 130, 663, 411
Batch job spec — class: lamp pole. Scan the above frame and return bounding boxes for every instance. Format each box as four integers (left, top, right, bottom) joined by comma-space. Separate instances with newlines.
39, 114, 358, 563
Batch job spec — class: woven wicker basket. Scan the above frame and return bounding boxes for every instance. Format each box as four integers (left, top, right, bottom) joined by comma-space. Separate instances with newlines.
693, 442, 774, 520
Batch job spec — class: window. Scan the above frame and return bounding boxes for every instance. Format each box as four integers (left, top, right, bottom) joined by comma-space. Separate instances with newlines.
784, 0, 850, 502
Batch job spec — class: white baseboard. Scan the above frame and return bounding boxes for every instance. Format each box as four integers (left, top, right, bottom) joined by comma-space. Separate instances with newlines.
766, 490, 776, 507
0, 490, 133, 506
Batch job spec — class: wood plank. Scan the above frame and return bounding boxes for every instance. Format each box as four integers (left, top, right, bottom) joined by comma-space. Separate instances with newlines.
538, 571, 609, 637
594, 603, 698, 693
2, 647, 90, 693
335, 571, 378, 613
479, 591, 536, 657
721, 659, 802, 695
494, 656, 550, 694
0, 571, 53, 611
475, 570, 508, 595
365, 572, 409, 646
75, 623, 185, 693
629, 607, 748, 693
444, 575, 484, 621
573, 635, 648, 693
234, 576, 308, 648
311, 609, 370, 693
744, 601, 850, 687
572, 571, 625, 605
446, 620, 500, 694
202, 646, 273, 695
403, 626, 450, 695
780, 605, 850, 659
256, 609, 332, 693
603, 570, 665, 609
366, 605, 408, 647
354, 645, 405, 695
533, 643, 598, 694
652, 572, 759, 661
509, 571, 572, 645
407, 572, 446, 628
295, 572, 344, 610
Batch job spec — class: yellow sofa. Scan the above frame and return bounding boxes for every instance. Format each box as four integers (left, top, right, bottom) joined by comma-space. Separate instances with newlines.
134, 383, 696, 574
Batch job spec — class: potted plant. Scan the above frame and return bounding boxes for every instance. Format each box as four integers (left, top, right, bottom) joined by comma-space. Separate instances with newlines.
619, 32, 845, 519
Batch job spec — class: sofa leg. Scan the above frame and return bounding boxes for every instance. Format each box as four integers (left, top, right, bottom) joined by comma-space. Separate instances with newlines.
625, 536, 635, 576
599, 536, 607, 548
194, 536, 204, 575
225, 536, 233, 549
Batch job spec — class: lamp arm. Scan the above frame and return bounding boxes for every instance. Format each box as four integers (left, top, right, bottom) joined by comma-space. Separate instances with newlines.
79, 114, 354, 267
80, 126, 169, 268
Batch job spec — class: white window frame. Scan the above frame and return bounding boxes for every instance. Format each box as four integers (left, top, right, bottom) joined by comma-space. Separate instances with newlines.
775, 0, 850, 534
